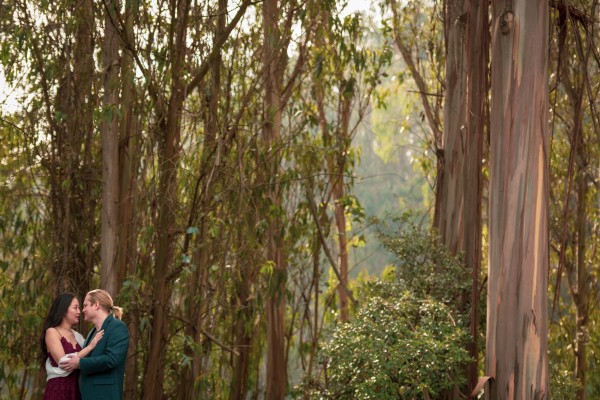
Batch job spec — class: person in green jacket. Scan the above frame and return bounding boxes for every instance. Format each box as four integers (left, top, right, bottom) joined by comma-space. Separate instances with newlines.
60, 289, 129, 400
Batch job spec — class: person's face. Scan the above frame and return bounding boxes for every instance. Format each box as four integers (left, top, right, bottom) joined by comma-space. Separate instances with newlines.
82, 295, 98, 322
63, 297, 81, 326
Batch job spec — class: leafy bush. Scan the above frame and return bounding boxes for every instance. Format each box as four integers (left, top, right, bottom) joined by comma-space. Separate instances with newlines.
378, 220, 471, 309
301, 282, 470, 399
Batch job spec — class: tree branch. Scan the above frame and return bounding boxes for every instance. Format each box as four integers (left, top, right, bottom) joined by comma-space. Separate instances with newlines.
184, 0, 254, 98
305, 185, 357, 305
390, 1, 442, 141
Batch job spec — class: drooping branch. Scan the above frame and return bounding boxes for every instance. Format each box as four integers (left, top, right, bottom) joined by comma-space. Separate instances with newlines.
184, 0, 255, 97
389, 1, 442, 142
305, 185, 357, 305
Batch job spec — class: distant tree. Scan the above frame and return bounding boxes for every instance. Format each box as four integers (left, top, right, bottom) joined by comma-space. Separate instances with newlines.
262, 0, 286, 397
388, 1, 488, 395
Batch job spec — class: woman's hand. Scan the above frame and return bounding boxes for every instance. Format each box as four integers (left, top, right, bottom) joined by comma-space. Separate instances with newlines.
89, 329, 104, 349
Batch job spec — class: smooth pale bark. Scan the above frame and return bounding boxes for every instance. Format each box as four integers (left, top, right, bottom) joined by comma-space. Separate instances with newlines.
100, 0, 120, 296
487, 1, 549, 398
437, 0, 468, 255
263, 0, 286, 398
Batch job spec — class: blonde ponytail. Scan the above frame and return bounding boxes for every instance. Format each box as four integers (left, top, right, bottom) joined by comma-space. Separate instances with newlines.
112, 305, 123, 320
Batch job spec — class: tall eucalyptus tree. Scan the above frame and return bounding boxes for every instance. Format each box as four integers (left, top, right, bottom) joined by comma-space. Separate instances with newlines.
389, 2, 487, 394
486, 1, 550, 397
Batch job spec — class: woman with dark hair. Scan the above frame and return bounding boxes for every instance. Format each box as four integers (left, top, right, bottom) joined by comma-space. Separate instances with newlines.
40, 293, 104, 400
59, 289, 129, 400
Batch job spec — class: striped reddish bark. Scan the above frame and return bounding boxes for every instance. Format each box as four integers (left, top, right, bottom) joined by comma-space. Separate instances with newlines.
486, 1, 550, 398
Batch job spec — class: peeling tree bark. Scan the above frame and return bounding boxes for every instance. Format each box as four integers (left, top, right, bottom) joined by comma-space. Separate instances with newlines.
486, 1, 550, 398
439, 1, 487, 396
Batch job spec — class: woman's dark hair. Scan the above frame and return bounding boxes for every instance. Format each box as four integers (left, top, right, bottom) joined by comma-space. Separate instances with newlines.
39, 293, 76, 365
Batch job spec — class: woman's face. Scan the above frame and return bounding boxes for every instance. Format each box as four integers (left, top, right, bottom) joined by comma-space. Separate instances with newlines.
63, 297, 81, 326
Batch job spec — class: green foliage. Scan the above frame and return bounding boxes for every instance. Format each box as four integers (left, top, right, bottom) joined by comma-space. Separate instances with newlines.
549, 362, 581, 400
297, 219, 473, 399
377, 215, 471, 311
298, 282, 470, 399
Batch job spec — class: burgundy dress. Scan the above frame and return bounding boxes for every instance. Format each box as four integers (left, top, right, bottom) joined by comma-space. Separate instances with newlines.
43, 336, 82, 400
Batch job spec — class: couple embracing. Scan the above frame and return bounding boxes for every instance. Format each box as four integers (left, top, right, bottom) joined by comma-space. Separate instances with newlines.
40, 289, 129, 400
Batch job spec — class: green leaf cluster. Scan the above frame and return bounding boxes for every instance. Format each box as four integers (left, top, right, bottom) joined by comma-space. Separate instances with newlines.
300, 282, 469, 399
377, 216, 471, 312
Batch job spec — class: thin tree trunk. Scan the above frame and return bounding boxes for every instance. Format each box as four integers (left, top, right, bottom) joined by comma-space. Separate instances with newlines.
142, 0, 191, 397
575, 153, 589, 400
437, 0, 467, 254
230, 220, 256, 400
177, 0, 226, 395
570, 71, 589, 400
333, 99, 351, 323
263, 0, 286, 397
486, 1, 550, 398
121, 2, 141, 395
464, 0, 487, 395
562, 22, 593, 400
306, 228, 321, 383
100, 0, 120, 295
116, 0, 138, 301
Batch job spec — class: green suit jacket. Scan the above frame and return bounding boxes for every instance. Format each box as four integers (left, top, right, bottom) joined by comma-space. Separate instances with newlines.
79, 314, 129, 400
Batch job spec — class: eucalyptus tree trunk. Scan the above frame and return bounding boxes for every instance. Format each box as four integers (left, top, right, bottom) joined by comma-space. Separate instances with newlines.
463, 0, 487, 394
177, 2, 228, 398
100, 0, 120, 296
142, 0, 191, 397
49, 0, 97, 297
263, 0, 286, 397
439, 1, 487, 395
333, 101, 351, 323
567, 81, 590, 400
574, 147, 589, 400
437, 0, 468, 255
120, 0, 141, 397
486, 1, 549, 398
116, 0, 139, 301
559, 23, 593, 399
230, 218, 258, 400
